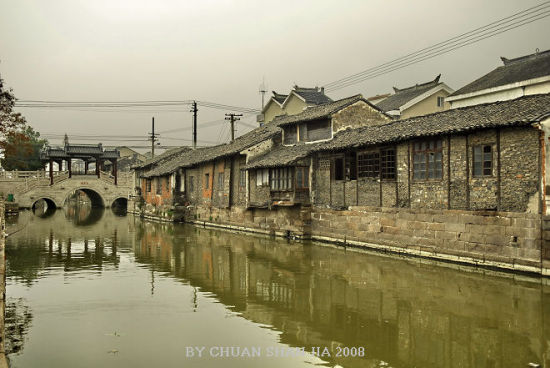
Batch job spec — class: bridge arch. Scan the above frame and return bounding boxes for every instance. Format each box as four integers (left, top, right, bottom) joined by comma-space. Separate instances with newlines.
31, 197, 58, 211
64, 188, 106, 208
111, 197, 128, 209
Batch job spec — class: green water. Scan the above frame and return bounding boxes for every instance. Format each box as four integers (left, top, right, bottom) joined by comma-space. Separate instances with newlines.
4, 207, 550, 367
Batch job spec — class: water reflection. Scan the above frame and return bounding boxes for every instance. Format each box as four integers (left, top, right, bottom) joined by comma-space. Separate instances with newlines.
64, 204, 105, 226
4, 211, 550, 368
133, 221, 550, 368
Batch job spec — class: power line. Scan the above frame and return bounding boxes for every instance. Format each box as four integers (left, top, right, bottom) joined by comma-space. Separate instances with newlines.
323, 2, 550, 92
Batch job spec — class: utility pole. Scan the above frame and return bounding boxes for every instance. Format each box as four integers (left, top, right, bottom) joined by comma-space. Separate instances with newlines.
225, 113, 242, 142
259, 78, 268, 108
190, 101, 198, 149
149, 117, 159, 158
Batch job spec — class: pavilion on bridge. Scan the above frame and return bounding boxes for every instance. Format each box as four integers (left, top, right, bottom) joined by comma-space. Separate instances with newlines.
40, 143, 120, 185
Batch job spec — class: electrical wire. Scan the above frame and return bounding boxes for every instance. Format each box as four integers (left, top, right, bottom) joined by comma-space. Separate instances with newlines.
323, 2, 550, 92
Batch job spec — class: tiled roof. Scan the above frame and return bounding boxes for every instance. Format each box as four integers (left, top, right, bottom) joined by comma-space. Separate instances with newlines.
140, 122, 282, 177
65, 144, 104, 155
275, 94, 386, 127
246, 144, 316, 169
272, 92, 288, 105
293, 86, 333, 105
246, 94, 550, 168
376, 75, 443, 112
450, 49, 550, 97
324, 93, 550, 151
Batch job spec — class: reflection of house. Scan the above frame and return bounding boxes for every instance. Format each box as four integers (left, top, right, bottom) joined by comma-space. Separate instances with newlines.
374, 74, 454, 119
258, 86, 333, 125
447, 49, 550, 108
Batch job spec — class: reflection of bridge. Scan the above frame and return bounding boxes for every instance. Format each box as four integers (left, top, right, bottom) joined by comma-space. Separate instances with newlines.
3, 170, 132, 208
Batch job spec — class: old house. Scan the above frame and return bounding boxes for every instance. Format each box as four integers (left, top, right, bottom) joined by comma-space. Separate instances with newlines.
258, 85, 333, 125
132, 91, 550, 275
446, 49, 550, 108
375, 74, 454, 119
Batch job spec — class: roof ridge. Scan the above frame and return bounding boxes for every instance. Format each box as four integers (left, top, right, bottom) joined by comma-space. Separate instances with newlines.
393, 74, 441, 93
501, 48, 550, 66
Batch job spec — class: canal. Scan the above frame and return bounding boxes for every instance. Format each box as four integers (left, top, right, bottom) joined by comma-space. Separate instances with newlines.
4, 207, 550, 367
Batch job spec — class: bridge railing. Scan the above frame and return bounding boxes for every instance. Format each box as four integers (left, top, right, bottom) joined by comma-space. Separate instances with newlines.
0, 170, 46, 180
13, 171, 69, 194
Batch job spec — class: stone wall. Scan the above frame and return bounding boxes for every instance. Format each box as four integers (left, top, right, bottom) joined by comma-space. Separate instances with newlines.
185, 204, 311, 238
311, 206, 543, 273
332, 100, 391, 133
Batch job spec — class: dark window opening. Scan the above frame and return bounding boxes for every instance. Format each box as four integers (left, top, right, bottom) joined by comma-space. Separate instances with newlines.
175, 174, 181, 193
473, 145, 493, 177
146, 179, 151, 193
413, 139, 443, 180
283, 126, 297, 145
334, 157, 344, 181
345, 152, 357, 180
205, 173, 210, 189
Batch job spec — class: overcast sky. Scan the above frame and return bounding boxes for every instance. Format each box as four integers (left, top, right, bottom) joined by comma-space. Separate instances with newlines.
1, 0, 549, 152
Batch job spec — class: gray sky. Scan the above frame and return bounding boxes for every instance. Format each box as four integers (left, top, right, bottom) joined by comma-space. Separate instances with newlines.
1, 0, 549, 152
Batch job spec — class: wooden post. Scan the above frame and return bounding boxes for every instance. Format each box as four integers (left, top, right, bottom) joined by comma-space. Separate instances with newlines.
68, 158, 72, 178
85, 160, 89, 175
96, 159, 100, 178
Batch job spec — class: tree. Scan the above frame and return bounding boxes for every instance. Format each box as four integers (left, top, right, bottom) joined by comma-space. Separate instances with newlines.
0, 74, 35, 170
1, 126, 47, 170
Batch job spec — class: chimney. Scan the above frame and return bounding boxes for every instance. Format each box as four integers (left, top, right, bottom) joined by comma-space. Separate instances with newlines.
321, 87, 325, 94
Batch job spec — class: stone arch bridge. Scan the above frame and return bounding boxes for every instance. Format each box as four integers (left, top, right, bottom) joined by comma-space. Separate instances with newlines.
3, 171, 133, 209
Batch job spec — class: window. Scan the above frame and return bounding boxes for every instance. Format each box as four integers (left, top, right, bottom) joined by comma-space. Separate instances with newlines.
345, 152, 357, 180
473, 145, 492, 177
295, 167, 309, 189
189, 176, 194, 192
358, 152, 379, 178
255, 169, 268, 186
217, 172, 224, 190
437, 96, 445, 107
240, 169, 247, 188
283, 126, 297, 145
380, 148, 396, 179
204, 173, 210, 189
156, 178, 162, 194
270, 168, 292, 191
306, 120, 331, 141
175, 173, 182, 193
413, 140, 443, 180
164, 176, 169, 191
146, 179, 152, 192
334, 157, 344, 181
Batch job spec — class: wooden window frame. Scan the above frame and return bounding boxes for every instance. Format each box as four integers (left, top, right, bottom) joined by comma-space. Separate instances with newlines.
270, 167, 292, 191
189, 176, 194, 192
204, 173, 210, 190
473, 144, 493, 177
156, 177, 162, 194
217, 172, 224, 191
413, 139, 443, 181
239, 169, 247, 188
295, 166, 309, 190
358, 151, 380, 178
146, 179, 151, 193
380, 148, 396, 180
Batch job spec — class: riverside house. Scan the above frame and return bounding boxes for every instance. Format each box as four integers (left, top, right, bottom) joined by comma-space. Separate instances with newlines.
132, 93, 550, 276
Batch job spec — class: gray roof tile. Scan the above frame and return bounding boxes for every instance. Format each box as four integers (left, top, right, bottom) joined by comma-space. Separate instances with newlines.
451, 49, 550, 96
376, 75, 442, 112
